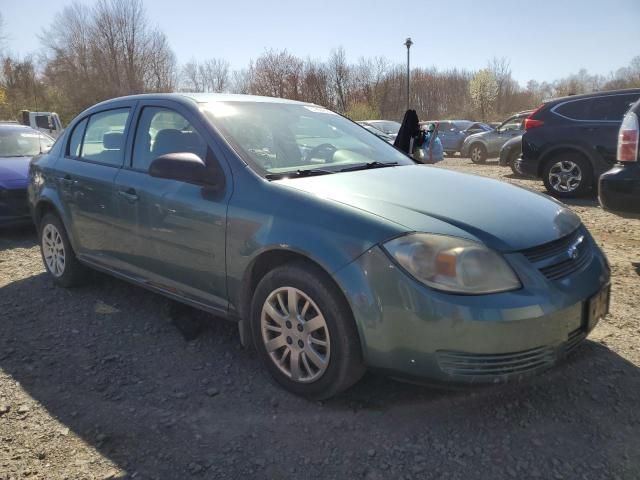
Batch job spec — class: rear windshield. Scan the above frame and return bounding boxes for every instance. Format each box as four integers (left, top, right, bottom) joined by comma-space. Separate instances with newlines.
0, 129, 54, 157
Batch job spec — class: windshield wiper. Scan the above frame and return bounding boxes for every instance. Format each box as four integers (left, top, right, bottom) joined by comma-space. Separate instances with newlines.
338, 161, 398, 172
265, 168, 335, 180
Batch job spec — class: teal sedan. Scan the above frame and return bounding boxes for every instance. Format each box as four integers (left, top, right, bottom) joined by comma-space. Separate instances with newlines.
28, 94, 611, 399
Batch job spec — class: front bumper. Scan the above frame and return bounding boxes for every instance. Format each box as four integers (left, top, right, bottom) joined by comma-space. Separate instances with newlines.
599, 163, 640, 218
333, 234, 610, 385
459, 143, 471, 157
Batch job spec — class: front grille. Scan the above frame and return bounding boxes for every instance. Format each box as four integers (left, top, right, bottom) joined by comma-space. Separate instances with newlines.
437, 346, 555, 377
565, 328, 587, 355
520, 227, 593, 280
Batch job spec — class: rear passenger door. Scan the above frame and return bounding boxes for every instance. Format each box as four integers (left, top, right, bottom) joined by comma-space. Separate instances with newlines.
113, 101, 230, 312
56, 105, 133, 262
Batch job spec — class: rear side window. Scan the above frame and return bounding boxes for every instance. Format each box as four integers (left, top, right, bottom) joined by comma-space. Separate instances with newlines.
132, 107, 207, 171
81, 108, 130, 166
67, 118, 88, 158
589, 94, 640, 121
554, 99, 590, 120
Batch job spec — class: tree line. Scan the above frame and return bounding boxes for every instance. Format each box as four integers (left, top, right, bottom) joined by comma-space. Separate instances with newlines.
1, 0, 639, 125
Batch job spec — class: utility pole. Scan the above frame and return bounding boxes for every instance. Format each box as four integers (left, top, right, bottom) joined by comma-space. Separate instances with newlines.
404, 37, 413, 111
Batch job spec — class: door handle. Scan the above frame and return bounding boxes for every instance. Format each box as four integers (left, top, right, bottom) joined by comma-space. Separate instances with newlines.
118, 188, 139, 203
60, 175, 75, 186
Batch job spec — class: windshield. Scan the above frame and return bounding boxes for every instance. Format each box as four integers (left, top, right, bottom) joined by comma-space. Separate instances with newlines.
203, 102, 412, 176
0, 129, 54, 157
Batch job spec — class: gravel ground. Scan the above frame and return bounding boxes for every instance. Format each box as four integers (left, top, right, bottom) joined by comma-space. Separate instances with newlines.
1, 157, 639, 480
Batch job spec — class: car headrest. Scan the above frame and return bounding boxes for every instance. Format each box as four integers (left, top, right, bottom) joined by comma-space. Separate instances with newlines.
103, 131, 124, 150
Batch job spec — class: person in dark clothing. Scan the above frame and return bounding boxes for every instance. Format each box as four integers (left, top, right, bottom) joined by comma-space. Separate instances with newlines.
393, 109, 420, 154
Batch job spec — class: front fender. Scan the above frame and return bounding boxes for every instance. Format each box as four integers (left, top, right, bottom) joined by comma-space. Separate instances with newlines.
225, 175, 407, 315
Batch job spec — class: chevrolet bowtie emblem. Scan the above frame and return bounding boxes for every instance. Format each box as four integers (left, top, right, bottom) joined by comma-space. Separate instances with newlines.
567, 235, 584, 260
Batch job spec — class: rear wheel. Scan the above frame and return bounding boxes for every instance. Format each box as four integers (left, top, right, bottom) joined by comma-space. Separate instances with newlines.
251, 262, 365, 399
542, 153, 592, 197
469, 144, 487, 164
39, 213, 86, 287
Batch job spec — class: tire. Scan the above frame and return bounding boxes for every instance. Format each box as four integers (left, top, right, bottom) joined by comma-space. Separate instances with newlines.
509, 151, 524, 177
250, 261, 365, 400
469, 143, 487, 164
39, 213, 86, 287
542, 152, 593, 198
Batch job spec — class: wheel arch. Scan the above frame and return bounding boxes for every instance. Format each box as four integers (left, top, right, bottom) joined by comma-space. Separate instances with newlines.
537, 144, 596, 179
236, 248, 360, 353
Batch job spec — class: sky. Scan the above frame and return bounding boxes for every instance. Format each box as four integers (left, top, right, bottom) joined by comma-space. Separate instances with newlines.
1, 0, 639, 85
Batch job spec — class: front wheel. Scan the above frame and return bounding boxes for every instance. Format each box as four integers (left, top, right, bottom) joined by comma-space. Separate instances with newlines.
251, 262, 365, 400
509, 152, 525, 177
39, 213, 86, 287
469, 144, 487, 164
542, 153, 593, 198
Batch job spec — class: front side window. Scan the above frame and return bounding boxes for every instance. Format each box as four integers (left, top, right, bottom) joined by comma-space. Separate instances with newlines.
203, 102, 412, 176
132, 107, 207, 171
81, 108, 130, 166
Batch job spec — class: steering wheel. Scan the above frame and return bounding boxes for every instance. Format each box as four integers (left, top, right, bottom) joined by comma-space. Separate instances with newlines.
305, 143, 337, 163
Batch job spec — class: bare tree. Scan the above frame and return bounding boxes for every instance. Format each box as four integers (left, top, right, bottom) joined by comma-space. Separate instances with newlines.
328, 47, 351, 112
249, 49, 303, 99
40, 0, 176, 118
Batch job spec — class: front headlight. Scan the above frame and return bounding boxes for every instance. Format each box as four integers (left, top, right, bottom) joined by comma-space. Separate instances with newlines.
383, 233, 521, 294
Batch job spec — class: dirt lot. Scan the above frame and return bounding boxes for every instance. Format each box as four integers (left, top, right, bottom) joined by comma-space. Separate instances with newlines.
1, 158, 639, 480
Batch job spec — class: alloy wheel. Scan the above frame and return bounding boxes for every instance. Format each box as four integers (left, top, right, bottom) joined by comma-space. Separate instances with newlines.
261, 287, 330, 383
548, 160, 582, 193
471, 146, 483, 162
42, 223, 66, 277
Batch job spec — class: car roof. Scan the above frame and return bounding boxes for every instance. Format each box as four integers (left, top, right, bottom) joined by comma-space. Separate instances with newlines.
545, 88, 640, 105
90, 92, 316, 110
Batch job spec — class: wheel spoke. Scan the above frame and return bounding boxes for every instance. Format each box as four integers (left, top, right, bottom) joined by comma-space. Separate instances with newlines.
309, 336, 327, 347
276, 292, 288, 316
301, 351, 313, 375
264, 302, 286, 326
305, 315, 324, 332
300, 300, 310, 319
287, 288, 298, 317
265, 335, 287, 353
305, 346, 327, 369
289, 350, 302, 381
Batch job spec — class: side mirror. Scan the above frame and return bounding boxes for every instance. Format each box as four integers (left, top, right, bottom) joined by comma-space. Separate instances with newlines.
149, 152, 222, 188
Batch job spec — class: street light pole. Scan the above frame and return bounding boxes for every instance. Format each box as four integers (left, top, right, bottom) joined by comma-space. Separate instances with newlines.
404, 37, 413, 111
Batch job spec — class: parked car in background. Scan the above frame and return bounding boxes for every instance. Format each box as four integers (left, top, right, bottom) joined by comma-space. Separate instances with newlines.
1, 124, 54, 227
21, 110, 64, 138
420, 120, 493, 155
460, 111, 531, 163
599, 98, 640, 218
357, 122, 394, 143
499, 134, 524, 175
358, 120, 401, 139
29, 93, 610, 399
516, 88, 640, 197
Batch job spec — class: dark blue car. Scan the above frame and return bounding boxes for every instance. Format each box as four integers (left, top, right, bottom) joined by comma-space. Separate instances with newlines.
0, 124, 54, 227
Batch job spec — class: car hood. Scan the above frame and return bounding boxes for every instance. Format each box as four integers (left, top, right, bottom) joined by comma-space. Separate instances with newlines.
463, 131, 492, 143
276, 165, 580, 252
0, 156, 30, 188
